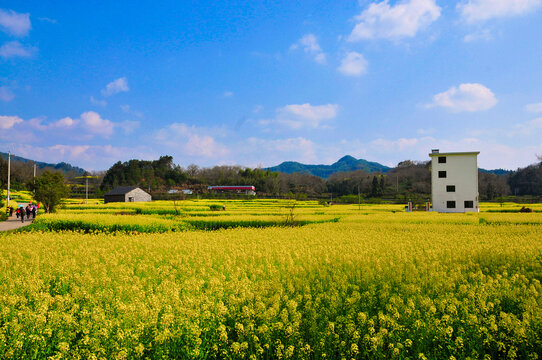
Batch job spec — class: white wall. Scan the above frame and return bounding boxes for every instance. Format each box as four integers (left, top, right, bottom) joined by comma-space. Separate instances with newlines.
126, 188, 152, 202
431, 153, 479, 213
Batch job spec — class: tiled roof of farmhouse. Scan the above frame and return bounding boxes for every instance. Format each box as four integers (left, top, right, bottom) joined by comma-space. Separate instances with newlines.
104, 186, 138, 196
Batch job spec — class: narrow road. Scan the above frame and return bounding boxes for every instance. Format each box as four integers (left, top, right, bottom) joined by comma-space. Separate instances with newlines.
0, 203, 35, 232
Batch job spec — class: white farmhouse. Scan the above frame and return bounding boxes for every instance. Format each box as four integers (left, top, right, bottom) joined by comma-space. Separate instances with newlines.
104, 186, 152, 204
429, 149, 480, 213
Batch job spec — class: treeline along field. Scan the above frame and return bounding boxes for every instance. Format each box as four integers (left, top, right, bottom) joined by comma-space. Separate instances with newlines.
3, 155, 542, 203
0, 201, 541, 359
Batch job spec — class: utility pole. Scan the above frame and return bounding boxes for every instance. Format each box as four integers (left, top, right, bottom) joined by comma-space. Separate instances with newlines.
6, 151, 10, 208
75, 176, 98, 204
33, 163, 37, 197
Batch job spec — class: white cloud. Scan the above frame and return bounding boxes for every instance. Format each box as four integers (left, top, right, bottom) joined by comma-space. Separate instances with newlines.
223, 91, 234, 97
81, 111, 114, 137
371, 137, 419, 152
0, 41, 36, 58
458, 0, 542, 23
1, 114, 80, 132
0, 86, 14, 101
27, 117, 48, 131
184, 134, 225, 157
155, 123, 229, 158
117, 120, 140, 135
49, 144, 90, 158
417, 128, 436, 135
348, 0, 441, 41
101, 77, 129, 96
245, 137, 317, 165
271, 103, 339, 129
1, 111, 130, 140
426, 83, 497, 112
38, 17, 57, 24
356, 134, 542, 170
463, 28, 492, 42
525, 102, 542, 113
120, 104, 143, 117
511, 118, 542, 136
53, 117, 77, 128
291, 34, 326, 64
13, 143, 152, 171
0, 115, 23, 129
0, 9, 31, 37
338, 52, 368, 76
90, 96, 107, 107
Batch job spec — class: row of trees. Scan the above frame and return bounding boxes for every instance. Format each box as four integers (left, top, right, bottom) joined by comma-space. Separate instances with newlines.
0, 171, 69, 213
2, 155, 541, 210
98, 155, 542, 200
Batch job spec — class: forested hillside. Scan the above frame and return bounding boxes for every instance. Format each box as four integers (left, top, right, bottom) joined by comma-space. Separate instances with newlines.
98, 155, 542, 202
267, 155, 390, 177
0, 154, 87, 192
0, 152, 86, 176
2, 153, 541, 202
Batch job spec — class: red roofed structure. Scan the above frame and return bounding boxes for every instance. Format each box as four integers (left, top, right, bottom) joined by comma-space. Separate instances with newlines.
208, 186, 256, 195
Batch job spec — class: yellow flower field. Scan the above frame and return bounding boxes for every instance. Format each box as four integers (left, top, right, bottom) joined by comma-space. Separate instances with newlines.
0, 200, 541, 359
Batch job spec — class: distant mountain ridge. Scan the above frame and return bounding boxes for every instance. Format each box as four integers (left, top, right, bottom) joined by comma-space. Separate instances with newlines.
268, 155, 512, 178
0, 151, 87, 175
479, 168, 512, 176
267, 155, 391, 178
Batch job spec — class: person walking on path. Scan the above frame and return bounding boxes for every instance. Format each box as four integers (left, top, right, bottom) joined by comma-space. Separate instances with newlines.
20, 207, 25, 223
32, 205, 37, 219
0, 203, 35, 232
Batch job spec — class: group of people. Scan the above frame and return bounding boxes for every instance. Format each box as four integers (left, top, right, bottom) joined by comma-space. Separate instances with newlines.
6, 202, 39, 223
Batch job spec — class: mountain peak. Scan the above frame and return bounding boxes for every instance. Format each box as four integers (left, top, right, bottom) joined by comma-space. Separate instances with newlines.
267, 155, 390, 178
336, 155, 357, 164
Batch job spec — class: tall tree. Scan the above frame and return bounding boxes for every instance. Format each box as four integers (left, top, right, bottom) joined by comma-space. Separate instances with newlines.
34, 171, 70, 213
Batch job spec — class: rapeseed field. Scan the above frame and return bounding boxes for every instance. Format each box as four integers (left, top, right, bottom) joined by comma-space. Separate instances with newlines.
0, 200, 541, 359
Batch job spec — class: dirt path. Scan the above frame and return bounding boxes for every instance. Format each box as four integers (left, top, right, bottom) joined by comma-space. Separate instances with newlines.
0, 204, 34, 232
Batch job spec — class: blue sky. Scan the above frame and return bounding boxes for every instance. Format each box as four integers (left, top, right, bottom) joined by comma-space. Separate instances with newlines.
1, 0, 542, 171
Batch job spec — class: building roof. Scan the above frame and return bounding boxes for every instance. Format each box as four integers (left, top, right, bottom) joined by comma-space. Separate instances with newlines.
104, 186, 139, 196
429, 151, 480, 157
208, 185, 256, 191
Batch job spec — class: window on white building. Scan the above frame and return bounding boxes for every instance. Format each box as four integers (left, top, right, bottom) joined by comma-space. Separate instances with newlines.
464, 200, 474, 208
439, 171, 447, 178
446, 185, 455, 192
438, 156, 446, 163
447, 201, 456, 208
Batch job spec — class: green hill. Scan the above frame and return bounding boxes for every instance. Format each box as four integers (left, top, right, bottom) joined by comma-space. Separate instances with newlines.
268, 155, 391, 178
0, 151, 87, 175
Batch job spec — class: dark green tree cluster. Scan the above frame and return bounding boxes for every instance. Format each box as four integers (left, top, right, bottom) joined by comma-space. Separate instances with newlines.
96, 155, 542, 200
100, 156, 187, 192
479, 172, 509, 200
508, 159, 542, 196
186, 165, 284, 195
0, 157, 32, 191
34, 171, 70, 213
0, 156, 82, 193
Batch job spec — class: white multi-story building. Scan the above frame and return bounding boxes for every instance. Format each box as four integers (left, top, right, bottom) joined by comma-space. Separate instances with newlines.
429, 149, 480, 213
